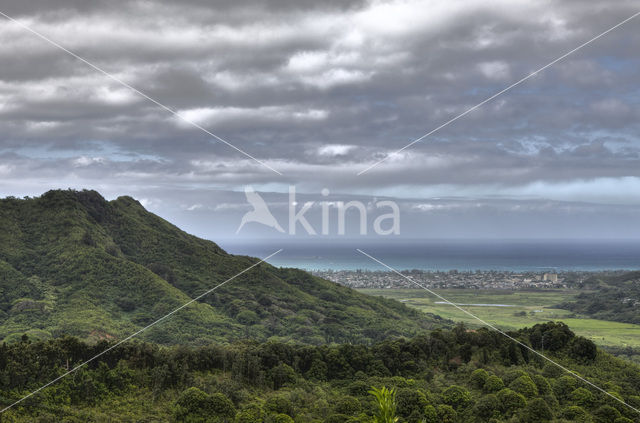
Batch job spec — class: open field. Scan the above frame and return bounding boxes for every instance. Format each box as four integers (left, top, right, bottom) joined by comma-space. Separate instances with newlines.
359, 288, 640, 348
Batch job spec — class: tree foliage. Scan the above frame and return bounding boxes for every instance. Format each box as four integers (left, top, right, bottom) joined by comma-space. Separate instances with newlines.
369, 386, 398, 423
0, 324, 636, 422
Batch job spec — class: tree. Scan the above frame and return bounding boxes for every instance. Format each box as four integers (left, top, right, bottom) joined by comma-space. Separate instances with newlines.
593, 405, 621, 423
569, 337, 597, 362
442, 385, 471, 410
604, 390, 626, 410
210, 393, 237, 421
174, 387, 210, 422
306, 358, 328, 381
326, 349, 354, 379
237, 310, 260, 325
264, 395, 294, 417
497, 388, 527, 416
269, 363, 296, 390
348, 380, 370, 397
334, 396, 361, 416
553, 375, 578, 401
271, 414, 294, 423
395, 388, 428, 417
483, 375, 505, 392
530, 322, 573, 351
570, 387, 594, 407
174, 387, 236, 422
470, 369, 489, 388
560, 405, 589, 422
509, 375, 538, 398
531, 374, 551, 395
503, 369, 528, 385
369, 386, 399, 423
436, 404, 457, 423
520, 398, 552, 422
474, 393, 500, 419
235, 404, 263, 423
422, 405, 438, 423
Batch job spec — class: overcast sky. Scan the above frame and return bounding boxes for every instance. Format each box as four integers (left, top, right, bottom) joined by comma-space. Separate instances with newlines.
0, 0, 639, 240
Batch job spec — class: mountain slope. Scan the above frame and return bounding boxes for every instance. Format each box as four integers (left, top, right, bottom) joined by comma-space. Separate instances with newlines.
0, 189, 445, 345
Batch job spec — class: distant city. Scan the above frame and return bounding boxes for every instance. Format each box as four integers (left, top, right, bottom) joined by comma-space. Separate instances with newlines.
311, 269, 628, 290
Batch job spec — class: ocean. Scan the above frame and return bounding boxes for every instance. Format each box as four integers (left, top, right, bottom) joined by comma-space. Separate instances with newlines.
220, 239, 640, 272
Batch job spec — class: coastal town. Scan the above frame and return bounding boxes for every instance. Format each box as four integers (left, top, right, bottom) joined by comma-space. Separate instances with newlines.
311, 269, 601, 290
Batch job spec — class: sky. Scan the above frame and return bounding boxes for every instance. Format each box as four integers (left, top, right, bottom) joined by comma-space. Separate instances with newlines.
0, 0, 639, 240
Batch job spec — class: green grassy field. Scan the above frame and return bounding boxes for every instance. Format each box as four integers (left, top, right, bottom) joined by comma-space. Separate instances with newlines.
359, 288, 640, 348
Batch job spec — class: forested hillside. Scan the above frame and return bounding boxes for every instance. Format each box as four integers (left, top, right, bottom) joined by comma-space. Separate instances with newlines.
1, 323, 639, 422
555, 272, 640, 325
0, 190, 443, 345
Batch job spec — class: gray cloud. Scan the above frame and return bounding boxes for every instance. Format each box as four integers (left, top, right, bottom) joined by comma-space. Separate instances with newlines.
0, 0, 639, 239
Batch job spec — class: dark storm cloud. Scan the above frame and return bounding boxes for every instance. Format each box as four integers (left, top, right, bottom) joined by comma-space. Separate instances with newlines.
1, 0, 640, 239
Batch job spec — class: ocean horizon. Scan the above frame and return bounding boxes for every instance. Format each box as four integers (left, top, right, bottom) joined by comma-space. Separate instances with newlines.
219, 239, 640, 272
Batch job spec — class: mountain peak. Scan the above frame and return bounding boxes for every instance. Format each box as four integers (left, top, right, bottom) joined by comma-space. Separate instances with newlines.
113, 195, 144, 208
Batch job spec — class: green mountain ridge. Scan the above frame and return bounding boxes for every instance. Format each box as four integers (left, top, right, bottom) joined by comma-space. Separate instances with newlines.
0, 189, 445, 345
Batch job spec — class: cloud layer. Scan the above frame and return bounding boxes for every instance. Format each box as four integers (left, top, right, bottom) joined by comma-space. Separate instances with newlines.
0, 0, 639, 238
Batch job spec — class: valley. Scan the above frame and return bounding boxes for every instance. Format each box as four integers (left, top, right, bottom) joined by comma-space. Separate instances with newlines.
359, 288, 640, 350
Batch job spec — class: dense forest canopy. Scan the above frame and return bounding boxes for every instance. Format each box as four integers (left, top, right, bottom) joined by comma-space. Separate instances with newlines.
0, 323, 638, 422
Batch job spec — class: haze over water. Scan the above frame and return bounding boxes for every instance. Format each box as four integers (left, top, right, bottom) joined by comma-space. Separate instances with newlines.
221, 239, 640, 272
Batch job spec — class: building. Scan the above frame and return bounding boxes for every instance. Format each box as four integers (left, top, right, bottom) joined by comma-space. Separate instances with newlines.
543, 273, 558, 283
